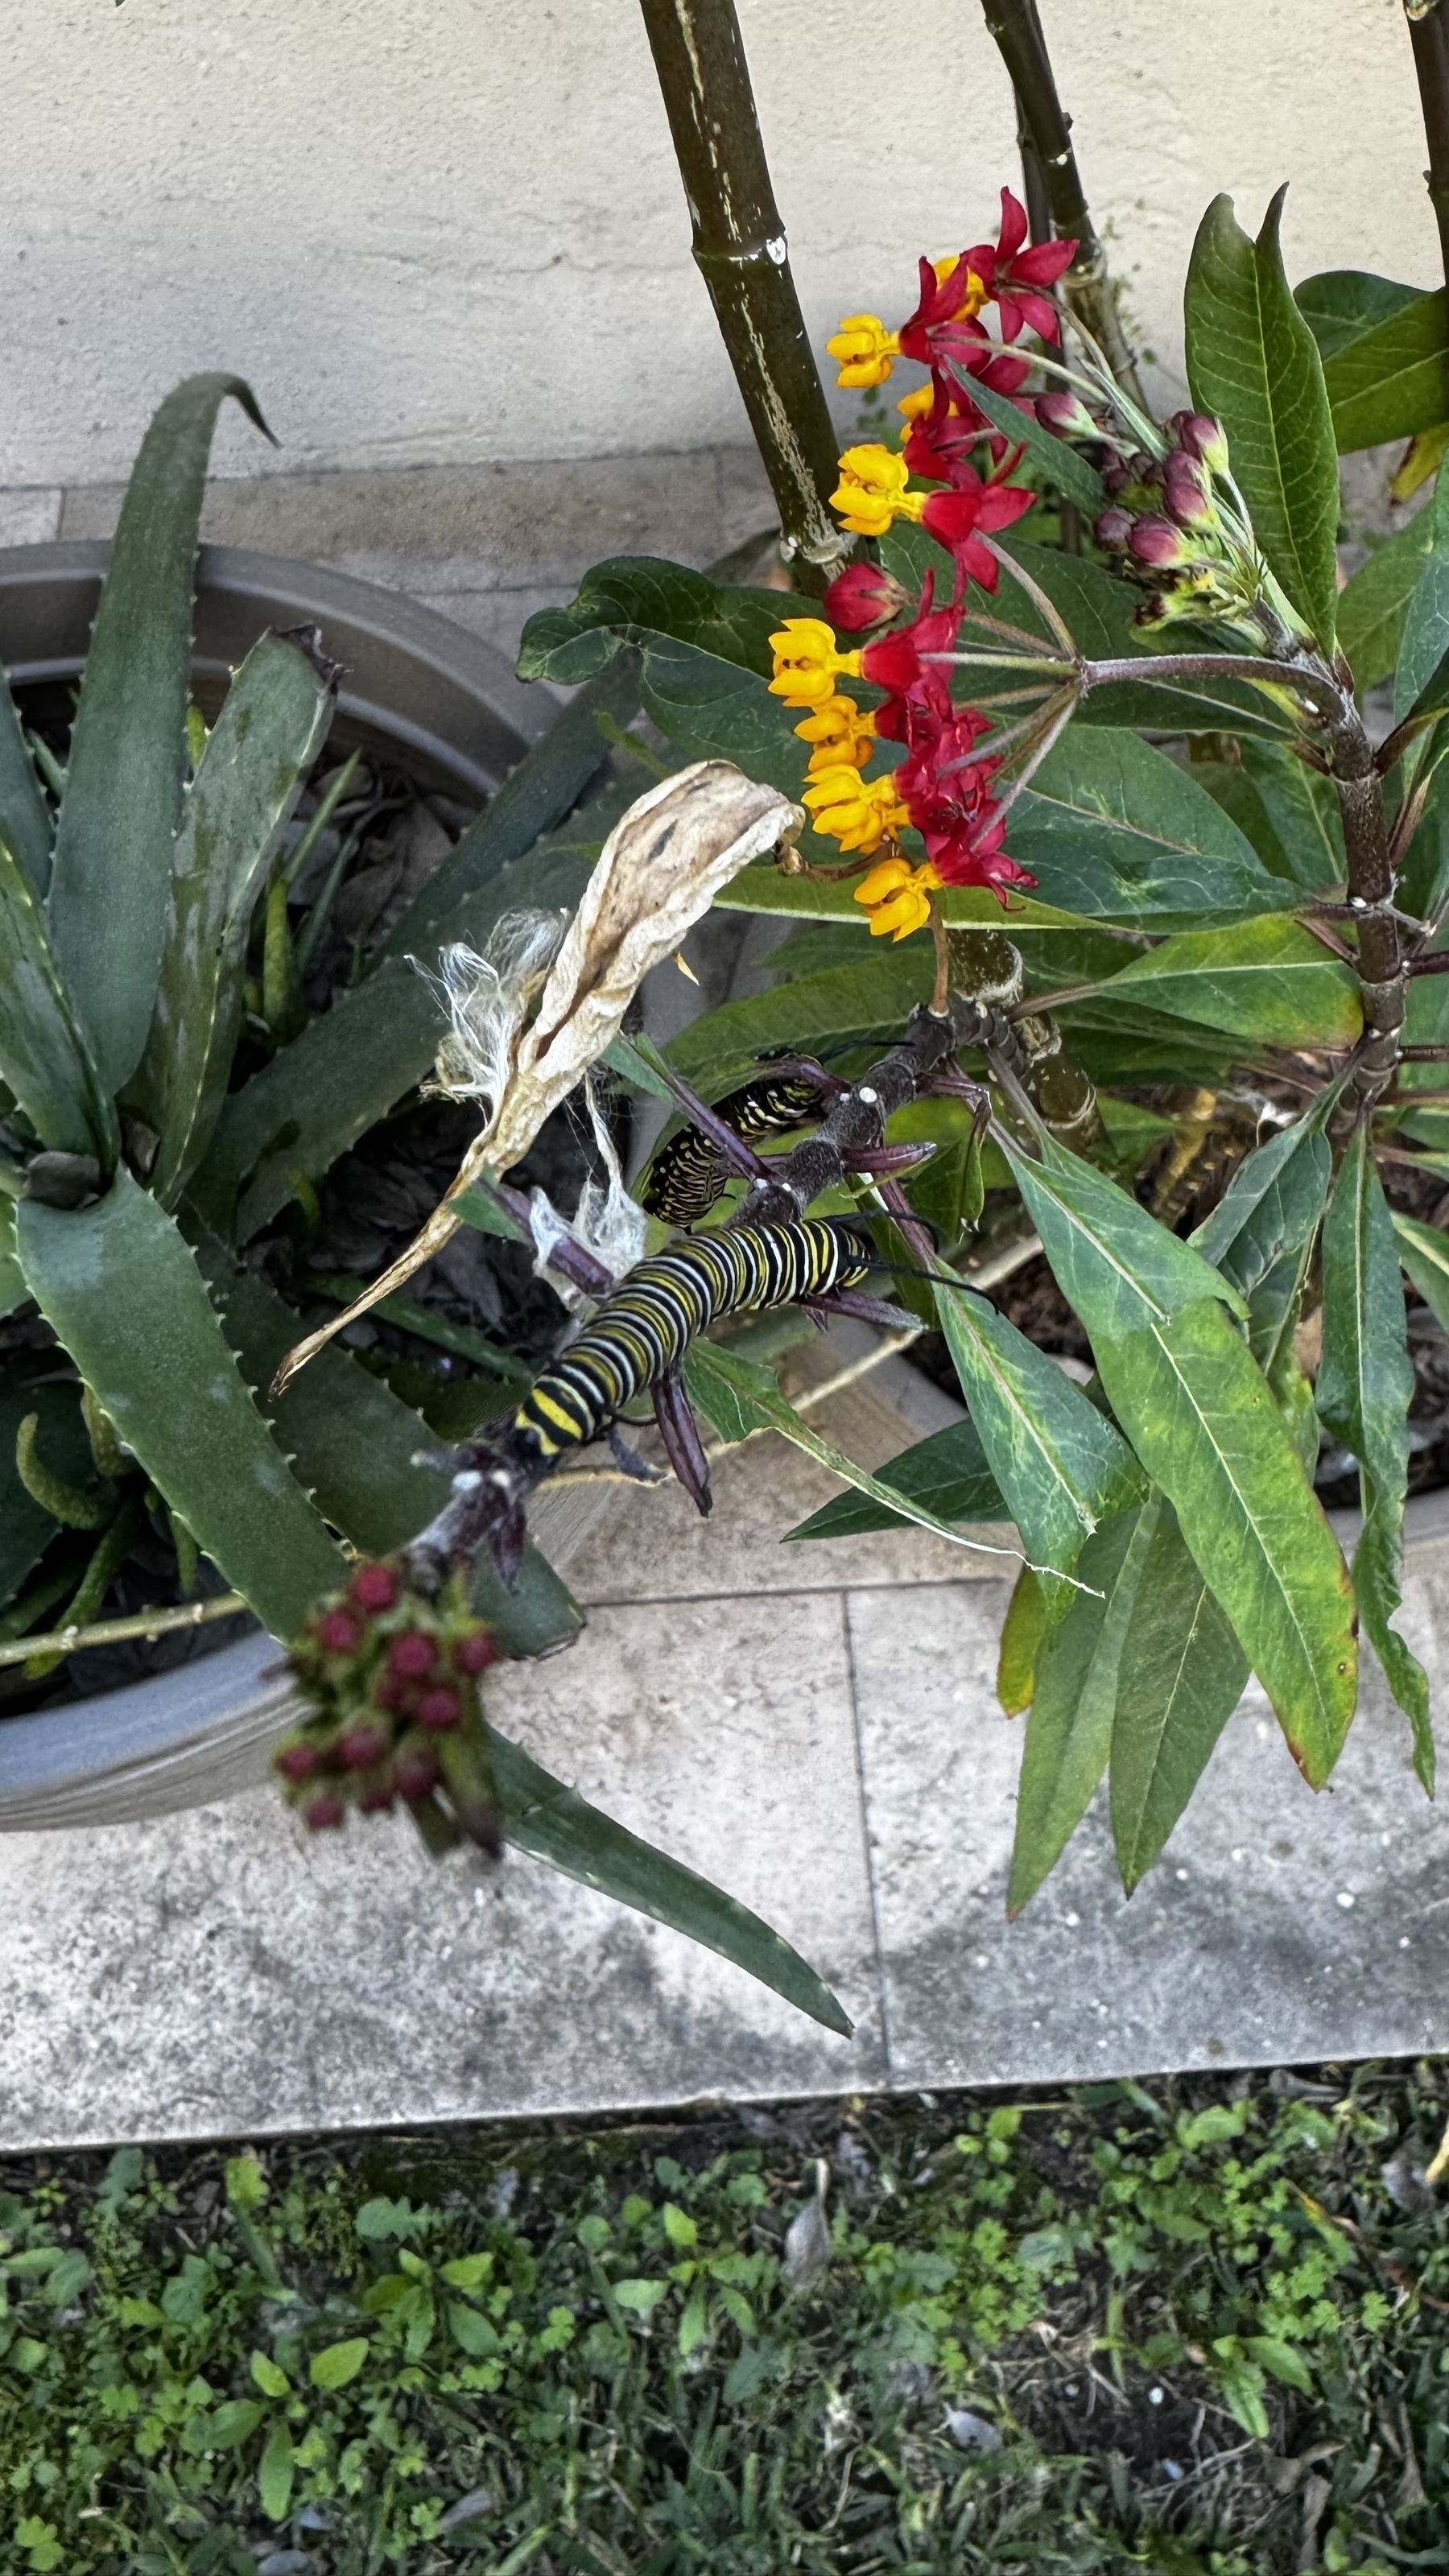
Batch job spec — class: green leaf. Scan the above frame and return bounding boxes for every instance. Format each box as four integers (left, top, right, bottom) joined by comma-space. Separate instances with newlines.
1090, 1298, 1356, 1787
258, 2420, 295, 2522
1319, 1133, 1431, 1790
931, 1283, 1144, 1617
309, 2335, 370, 2389
1216, 2357, 1270, 2442
1008, 1501, 1156, 1914
0, 834, 116, 1161
713, 857, 1088, 936
249, 2350, 291, 2399
46, 375, 270, 1096
1005, 729, 1286, 927
634, 634, 810, 801
137, 634, 333, 1203
0, 1376, 94, 1615
1191, 1113, 1331, 1382
1396, 467, 1449, 717
205, 2398, 265, 2449
1245, 2334, 1314, 2394
1109, 1496, 1249, 1892
613, 2278, 668, 2314
0, 684, 53, 897
953, 370, 1107, 514
1392, 1205, 1449, 1333
997, 1565, 1047, 1713
486, 1722, 853, 2033
517, 557, 811, 685
1004, 1133, 1245, 1337
1185, 191, 1340, 646
1338, 516, 1435, 693
785, 1415, 1005, 1541
1312, 279, 1449, 452
200, 803, 619, 1245
15, 1168, 346, 1638
1296, 268, 1425, 363
665, 948, 931, 1096
1106, 916, 1360, 1047
1235, 740, 1345, 889
682, 1335, 1022, 1564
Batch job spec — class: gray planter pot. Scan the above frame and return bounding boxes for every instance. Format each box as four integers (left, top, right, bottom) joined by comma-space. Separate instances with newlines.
0, 540, 589, 1831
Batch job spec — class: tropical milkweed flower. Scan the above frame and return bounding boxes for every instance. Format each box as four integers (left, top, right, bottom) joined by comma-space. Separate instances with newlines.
794, 692, 877, 771
826, 312, 900, 388
801, 766, 909, 855
768, 617, 863, 706
830, 444, 921, 540
853, 853, 941, 940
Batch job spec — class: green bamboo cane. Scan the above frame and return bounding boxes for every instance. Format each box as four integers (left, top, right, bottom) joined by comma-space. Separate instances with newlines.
980, 0, 1144, 407
637, 0, 848, 590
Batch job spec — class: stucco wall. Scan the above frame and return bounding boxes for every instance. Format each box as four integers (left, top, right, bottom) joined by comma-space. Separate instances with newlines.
4, 0, 1436, 489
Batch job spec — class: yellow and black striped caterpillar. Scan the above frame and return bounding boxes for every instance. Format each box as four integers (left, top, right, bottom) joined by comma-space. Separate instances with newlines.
638, 1070, 828, 1225
511, 1217, 872, 1466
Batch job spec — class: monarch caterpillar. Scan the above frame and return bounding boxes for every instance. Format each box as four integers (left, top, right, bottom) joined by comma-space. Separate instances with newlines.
511, 1217, 873, 1467
638, 1070, 829, 1224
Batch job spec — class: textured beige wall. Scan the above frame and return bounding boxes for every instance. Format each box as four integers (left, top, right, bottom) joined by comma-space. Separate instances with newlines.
2, 0, 1436, 488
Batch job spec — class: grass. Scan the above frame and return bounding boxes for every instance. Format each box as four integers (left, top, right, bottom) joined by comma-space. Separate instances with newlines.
4, 2065, 1449, 2574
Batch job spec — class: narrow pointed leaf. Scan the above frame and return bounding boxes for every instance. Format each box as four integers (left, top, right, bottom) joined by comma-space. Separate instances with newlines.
1236, 741, 1344, 889
955, 369, 1107, 514
1109, 1496, 1249, 1891
0, 835, 116, 1160
931, 1283, 1144, 1617
485, 1723, 852, 2034
139, 634, 334, 1203
786, 1414, 1005, 1541
1319, 1131, 1431, 1790
1004, 1133, 1245, 1337
1092, 1298, 1356, 1786
666, 950, 929, 1096
1008, 1501, 1155, 1915
1337, 514, 1435, 692
1311, 278, 1449, 451
47, 375, 271, 1096
0, 1205, 25, 1324
1004, 729, 1284, 927
1191, 1113, 1331, 1385
15, 1169, 345, 1638
0, 681, 53, 894
1107, 917, 1359, 1047
1186, 190, 1340, 646
997, 1564, 1046, 1715
1392, 1206, 1449, 1332
1395, 464, 1449, 718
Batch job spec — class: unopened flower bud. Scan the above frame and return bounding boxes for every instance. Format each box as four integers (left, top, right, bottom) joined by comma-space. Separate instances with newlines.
1095, 507, 1134, 551
336, 1717, 391, 1770
1163, 456, 1212, 530
1034, 389, 1097, 440
452, 1629, 500, 1678
1127, 515, 1191, 570
302, 1790, 346, 1831
394, 1738, 441, 1802
415, 1685, 461, 1732
1168, 411, 1229, 472
316, 1608, 361, 1654
388, 1630, 437, 1680
823, 562, 910, 633
275, 1740, 319, 1783
349, 1561, 399, 1615
358, 1775, 397, 1814
373, 1674, 409, 1715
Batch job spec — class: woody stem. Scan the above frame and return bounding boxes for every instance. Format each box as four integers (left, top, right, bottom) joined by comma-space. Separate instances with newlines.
1406, 0, 1449, 285
637, 0, 846, 589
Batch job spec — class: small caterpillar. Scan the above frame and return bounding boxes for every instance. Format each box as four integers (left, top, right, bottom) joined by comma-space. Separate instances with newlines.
511, 1217, 872, 1465
638, 1071, 829, 1225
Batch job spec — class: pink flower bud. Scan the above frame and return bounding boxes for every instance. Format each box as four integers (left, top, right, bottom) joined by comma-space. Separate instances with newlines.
349, 1561, 399, 1614
388, 1630, 437, 1680
394, 1739, 441, 1802
1168, 411, 1229, 471
1127, 515, 1191, 569
415, 1685, 461, 1732
1034, 389, 1098, 440
452, 1629, 500, 1678
373, 1674, 409, 1716
824, 562, 910, 632
336, 1718, 391, 1770
275, 1740, 319, 1782
358, 1777, 397, 1814
316, 1609, 361, 1654
1162, 456, 1212, 530
302, 1790, 346, 1831
1094, 508, 1134, 551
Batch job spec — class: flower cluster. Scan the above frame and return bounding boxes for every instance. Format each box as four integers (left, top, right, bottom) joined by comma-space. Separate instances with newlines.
759, 190, 1077, 935
1084, 410, 1258, 630
275, 1556, 503, 1849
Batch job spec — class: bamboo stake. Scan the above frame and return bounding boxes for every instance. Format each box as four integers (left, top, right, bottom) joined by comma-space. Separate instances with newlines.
637, 0, 847, 588
1406, 0, 1449, 283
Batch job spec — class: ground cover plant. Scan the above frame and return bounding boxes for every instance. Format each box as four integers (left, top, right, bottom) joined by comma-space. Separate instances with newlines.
4, 2065, 1448, 2572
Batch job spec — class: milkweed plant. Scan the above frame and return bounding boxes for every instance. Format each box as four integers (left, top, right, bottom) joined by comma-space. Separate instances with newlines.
6, 0, 1449, 2037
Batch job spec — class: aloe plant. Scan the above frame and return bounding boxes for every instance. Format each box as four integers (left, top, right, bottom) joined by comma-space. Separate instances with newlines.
0, 375, 852, 2035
